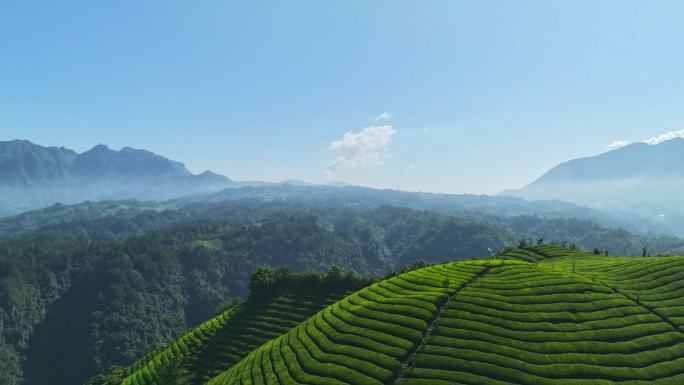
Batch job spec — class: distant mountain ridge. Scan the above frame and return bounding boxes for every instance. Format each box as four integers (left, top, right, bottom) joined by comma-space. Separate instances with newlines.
0, 139, 234, 214
71, 144, 191, 179
0, 139, 360, 216
0, 140, 77, 186
0, 140, 194, 185
525, 138, 684, 184
503, 137, 684, 234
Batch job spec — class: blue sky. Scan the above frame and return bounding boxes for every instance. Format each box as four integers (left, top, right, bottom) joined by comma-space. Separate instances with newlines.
2, 1, 684, 194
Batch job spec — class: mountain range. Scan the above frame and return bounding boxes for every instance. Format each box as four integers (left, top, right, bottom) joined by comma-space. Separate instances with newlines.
0, 139, 235, 214
0, 140, 359, 216
0, 141, 191, 184
4, 137, 684, 235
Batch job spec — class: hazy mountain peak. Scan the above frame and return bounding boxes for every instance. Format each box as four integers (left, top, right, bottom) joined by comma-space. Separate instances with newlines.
0, 140, 235, 213
0, 139, 77, 186
194, 170, 232, 184
73, 144, 191, 178
503, 137, 684, 227
90, 143, 110, 151
525, 137, 684, 185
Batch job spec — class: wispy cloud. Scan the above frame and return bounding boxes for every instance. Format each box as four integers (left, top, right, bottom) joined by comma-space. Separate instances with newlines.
607, 140, 631, 151
371, 112, 392, 122
643, 129, 684, 145
405, 164, 417, 172
607, 129, 684, 151
328, 125, 397, 172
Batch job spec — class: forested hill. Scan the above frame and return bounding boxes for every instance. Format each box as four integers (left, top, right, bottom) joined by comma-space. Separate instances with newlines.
1, 199, 684, 385
0, 182, 667, 236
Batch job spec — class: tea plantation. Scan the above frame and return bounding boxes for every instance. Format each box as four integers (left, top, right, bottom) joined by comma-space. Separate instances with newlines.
108, 244, 684, 384
207, 245, 684, 385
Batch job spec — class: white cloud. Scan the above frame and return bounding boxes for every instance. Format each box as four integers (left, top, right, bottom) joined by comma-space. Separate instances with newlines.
643, 129, 684, 145
328, 125, 397, 171
371, 112, 392, 122
607, 128, 684, 151
607, 140, 631, 151
406, 164, 417, 171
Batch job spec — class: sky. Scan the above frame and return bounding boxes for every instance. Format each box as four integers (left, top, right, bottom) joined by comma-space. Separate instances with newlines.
2, 0, 684, 194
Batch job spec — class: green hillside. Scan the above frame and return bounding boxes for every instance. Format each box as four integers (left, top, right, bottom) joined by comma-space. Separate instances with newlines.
188, 290, 345, 383
197, 244, 684, 385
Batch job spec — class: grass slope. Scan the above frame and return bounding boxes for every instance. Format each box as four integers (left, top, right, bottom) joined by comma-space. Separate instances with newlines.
205, 245, 684, 385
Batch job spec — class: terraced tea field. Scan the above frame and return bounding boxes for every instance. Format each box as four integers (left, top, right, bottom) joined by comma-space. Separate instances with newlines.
202, 245, 684, 385
191, 290, 354, 383
118, 288, 354, 385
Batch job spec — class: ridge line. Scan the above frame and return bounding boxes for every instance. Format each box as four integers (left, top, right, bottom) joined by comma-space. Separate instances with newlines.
390, 263, 493, 385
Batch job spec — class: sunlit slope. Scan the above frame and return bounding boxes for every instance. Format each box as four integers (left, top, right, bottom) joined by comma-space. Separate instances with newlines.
401, 264, 684, 384
207, 262, 487, 385
119, 289, 352, 385
209, 246, 684, 385
540, 251, 684, 332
